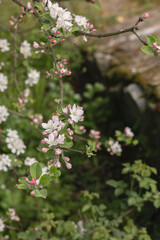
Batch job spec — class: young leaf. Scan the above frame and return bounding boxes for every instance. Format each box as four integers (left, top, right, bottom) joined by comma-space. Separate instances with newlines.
141, 46, 153, 55
30, 162, 42, 180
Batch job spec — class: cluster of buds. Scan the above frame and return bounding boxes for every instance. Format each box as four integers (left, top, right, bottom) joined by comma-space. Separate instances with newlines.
54, 60, 71, 78
152, 42, 160, 54
89, 129, 101, 152
89, 129, 100, 139
79, 126, 87, 134
17, 88, 30, 105
30, 114, 43, 125
33, 41, 45, 54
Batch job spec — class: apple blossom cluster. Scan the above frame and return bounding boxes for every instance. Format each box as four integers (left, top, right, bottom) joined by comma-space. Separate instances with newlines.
124, 127, 134, 138
20, 40, 32, 59
0, 73, 8, 92
6, 129, 26, 156
29, 114, 43, 126
43, 1, 96, 40
0, 218, 5, 232
88, 129, 102, 152
0, 39, 10, 52
33, 41, 45, 55
25, 69, 40, 86
107, 140, 122, 156
0, 154, 12, 172
40, 103, 84, 169
8, 208, 20, 222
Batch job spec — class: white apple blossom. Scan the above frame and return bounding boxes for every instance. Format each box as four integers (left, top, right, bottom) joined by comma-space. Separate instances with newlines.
0, 105, 9, 124
20, 40, 32, 59
69, 104, 84, 123
0, 154, 11, 172
57, 134, 65, 144
44, 133, 57, 147
124, 127, 134, 138
24, 157, 37, 166
25, 69, 40, 86
0, 218, 5, 232
0, 73, 8, 92
6, 129, 26, 155
42, 119, 58, 134
0, 39, 10, 52
109, 140, 122, 154
74, 15, 88, 29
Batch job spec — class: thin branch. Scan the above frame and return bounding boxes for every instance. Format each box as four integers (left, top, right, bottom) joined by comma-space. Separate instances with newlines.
62, 147, 86, 154
8, 110, 30, 119
13, 29, 24, 99
5, 224, 20, 232
50, 46, 64, 100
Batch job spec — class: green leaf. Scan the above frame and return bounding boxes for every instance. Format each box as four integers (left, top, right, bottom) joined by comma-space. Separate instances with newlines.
147, 34, 159, 46
35, 3, 44, 11
43, 23, 51, 31
30, 162, 42, 180
114, 188, 124, 197
34, 189, 48, 199
40, 174, 51, 186
106, 179, 118, 188
82, 204, 91, 212
17, 184, 28, 190
141, 46, 154, 55
18, 177, 27, 184
71, 25, 80, 32
61, 139, 73, 149
41, 13, 52, 22
94, 2, 100, 9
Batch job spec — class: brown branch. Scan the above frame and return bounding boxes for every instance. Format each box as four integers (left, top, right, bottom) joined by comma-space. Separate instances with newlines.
8, 110, 30, 119
5, 224, 20, 232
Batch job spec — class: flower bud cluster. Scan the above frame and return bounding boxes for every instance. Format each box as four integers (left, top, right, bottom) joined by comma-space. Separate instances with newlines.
89, 129, 102, 152
54, 59, 71, 78
30, 114, 43, 126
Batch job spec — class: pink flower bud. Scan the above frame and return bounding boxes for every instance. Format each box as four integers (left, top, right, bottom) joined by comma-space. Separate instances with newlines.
41, 42, 45, 46
93, 29, 97, 32
18, 98, 23, 105
144, 12, 149, 18
157, 50, 160, 54
59, 75, 62, 78
56, 31, 60, 34
54, 71, 58, 74
41, 139, 45, 144
65, 157, 70, 162
89, 24, 94, 29
35, 227, 38, 231
67, 71, 71, 76
55, 148, 62, 155
20, 15, 23, 18
67, 104, 71, 109
27, 2, 32, 9
30, 192, 34, 196
42, 148, 48, 153
30, 10, 34, 14
61, 39, 65, 42
49, 35, 52, 39
66, 163, 72, 169
41, 50, 44, 53
24, 177, 27, 181
33, 41, 39, 48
